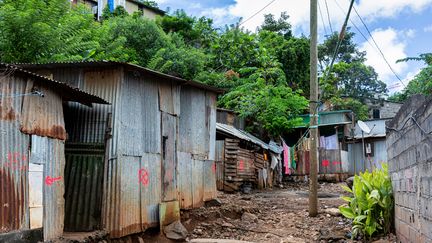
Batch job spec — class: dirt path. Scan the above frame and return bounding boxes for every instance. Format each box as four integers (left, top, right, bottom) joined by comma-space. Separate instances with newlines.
180, 182, 394, 243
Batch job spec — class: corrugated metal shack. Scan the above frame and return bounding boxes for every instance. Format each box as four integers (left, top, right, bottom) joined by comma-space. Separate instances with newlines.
347, 119, 389, 174
288, 110, 353, 181
215, 123, 281, 192
0, 63, 107, 241
17, 61, 222, 239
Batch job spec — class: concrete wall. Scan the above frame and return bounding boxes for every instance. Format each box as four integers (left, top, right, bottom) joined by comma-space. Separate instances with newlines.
387, 94, 432, 242
367, 99, 402, 119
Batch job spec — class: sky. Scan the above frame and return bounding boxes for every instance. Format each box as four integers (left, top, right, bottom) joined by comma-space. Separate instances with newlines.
155, 0, 432, 93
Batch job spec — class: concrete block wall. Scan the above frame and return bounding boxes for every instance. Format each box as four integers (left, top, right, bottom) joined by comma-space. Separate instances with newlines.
387, 95, 432, 243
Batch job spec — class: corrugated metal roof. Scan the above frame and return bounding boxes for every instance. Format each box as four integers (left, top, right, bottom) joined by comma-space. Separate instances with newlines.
15, 61, 224, 93
216, 123, 269, 150
0, 63, 109, 105
352, 119, 389, 139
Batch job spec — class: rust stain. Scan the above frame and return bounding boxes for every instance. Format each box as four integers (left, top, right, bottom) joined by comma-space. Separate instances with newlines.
0, 107, 17, 121
20, 124, 66, 140
0, 168, 24, 233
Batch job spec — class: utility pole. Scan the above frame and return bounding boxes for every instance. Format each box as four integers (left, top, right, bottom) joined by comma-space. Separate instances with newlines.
309, 0, 319, 217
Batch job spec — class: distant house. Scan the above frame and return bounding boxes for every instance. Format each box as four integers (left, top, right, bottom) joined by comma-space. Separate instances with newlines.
97, 0, 164, 20
17, 61, 221, 240
292, 110, 354, 181
347, 119, 389, 174
71, 0, 165, 20
364, 98, 402, 119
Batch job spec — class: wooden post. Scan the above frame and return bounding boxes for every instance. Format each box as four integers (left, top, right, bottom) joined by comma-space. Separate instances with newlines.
309, 0, 319, 217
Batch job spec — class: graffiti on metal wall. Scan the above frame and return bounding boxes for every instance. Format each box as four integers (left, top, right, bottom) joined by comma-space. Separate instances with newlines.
321, 160, 342, 167
45, 176, 62, 185
138, 168, 149, 186
1, 152, 28, 171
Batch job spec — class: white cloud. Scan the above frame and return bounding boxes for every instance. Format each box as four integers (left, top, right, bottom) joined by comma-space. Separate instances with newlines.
197, 0, 432, 34
424, 25, 432, 32
360, 28, 408, 84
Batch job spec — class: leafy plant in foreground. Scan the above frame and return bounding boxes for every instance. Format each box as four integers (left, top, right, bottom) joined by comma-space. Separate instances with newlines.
339, 164, 393, 239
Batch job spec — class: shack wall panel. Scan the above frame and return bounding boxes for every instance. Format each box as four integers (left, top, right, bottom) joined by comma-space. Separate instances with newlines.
140, 153, 161, 227
179, 87, 207, 156
119, 155, 141, 237
215, 140, 225, 162
177, 152, 193, 209
192, 160, 204, 208
28, 163, 43, 229
0, 120, 30, 233
38, 136, 66, 241
158, 82, 175, 115
21, 80, 66, 140
203, 160, 217, 201
161, 113, 177, 202
122, 72, 161, 154
103, 158, 121, 238
207, 92, 217, 161
318, 149, 342, 174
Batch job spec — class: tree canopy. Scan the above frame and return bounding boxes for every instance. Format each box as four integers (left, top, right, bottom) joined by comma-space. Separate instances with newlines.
0, 0, 388, 136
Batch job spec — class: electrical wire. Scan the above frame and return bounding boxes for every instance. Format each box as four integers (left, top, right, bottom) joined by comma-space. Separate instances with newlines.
349, 2, 407, 88
318, 0, 329, 37
238, 0, 277, 27
322, 0, 355, 82
333, 0, 374, 50
324, 0, 333, 33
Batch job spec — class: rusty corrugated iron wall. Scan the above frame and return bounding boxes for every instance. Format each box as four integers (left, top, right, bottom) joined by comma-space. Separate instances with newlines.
1, 74, 31, 233
32, 136, 66, 240
0, 74, 67, 241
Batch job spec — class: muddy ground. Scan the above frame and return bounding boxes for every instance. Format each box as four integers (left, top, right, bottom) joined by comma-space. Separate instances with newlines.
177, 182, 396, 243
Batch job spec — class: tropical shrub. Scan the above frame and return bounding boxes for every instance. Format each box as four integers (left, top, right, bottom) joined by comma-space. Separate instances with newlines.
339, 164, 393, 239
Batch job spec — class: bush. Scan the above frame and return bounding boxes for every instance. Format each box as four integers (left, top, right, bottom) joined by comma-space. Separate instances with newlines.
339, 164, 393, 239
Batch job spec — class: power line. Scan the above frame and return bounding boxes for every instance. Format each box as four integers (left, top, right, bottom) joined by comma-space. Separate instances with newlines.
238, 0, 277, 26
324, 0, 333, 33
322, 0, 355, 82
349, 3, 407, 87
333, 0, 373, 49
318, 0, 329, 36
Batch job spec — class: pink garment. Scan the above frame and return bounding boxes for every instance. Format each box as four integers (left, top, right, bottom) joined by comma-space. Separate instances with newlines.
283, 140, 290, 175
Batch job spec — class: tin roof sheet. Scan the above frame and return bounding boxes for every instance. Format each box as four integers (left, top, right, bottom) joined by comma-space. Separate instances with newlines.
0, 63, 108, 106
216, 123, 271, 151
15, 61, 224, 93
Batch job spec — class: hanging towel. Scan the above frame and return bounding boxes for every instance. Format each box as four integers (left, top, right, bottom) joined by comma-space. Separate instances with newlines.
291, 147, 297, 170
282, 140, 290, 175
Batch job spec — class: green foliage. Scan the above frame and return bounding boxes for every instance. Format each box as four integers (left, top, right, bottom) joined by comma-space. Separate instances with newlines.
390, 53, 432, 101
148, 44, 207, 80
157, 10, 216, 48
104, 15, 170, 66
219, 59, 308, 136
0, 0, 100, 62
339, 164, 393, 239
139, 0, 159, 8
259, 12, 292, 38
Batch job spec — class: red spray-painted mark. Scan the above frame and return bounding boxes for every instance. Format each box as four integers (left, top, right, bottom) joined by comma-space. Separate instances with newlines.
3, 152, 28, 171
139, 168, 149, 186
332, 161, 342, 165
322, 160, 330, 167
45, 176, 62, 185
238, 160, 244, 171
212, 163, 216, 173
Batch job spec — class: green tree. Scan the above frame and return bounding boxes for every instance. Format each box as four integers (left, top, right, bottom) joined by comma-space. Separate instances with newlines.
103, 14, 170, 66
158, 10, 216, 48
259, 12, 292, 38
318, 29, 366, 72
219, 58, 308, 136
389, 53, 432, 101
0, 0, 101, 62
